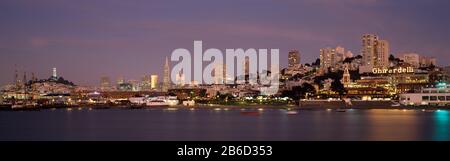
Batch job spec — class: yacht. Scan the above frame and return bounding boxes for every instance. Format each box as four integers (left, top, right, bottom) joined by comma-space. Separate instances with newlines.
146, 100, 169, 106
145, 96, 179, 107
399, 83, 450, 106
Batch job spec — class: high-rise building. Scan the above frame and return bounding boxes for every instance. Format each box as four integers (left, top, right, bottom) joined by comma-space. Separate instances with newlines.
162, 56, 170, 92
398, 53, 420, 67
214, 63, 225, 84
320, 48, 336, 70
100, 76, 111, 91
151, 75, 158, 90
335, 46, 345, 62
345, 51, 353, 58
175, 72, 185, 87
128, 79, 140, 91
244, 57, 250, 76
375, 40, 389, 67
52, 67, 57, 78
141, 75, 152, 90
361, 34, 390, 68
288, 50, 300, 68
361, 34, 378, 67
419, 56, 437, 67
14, 67, 19, 87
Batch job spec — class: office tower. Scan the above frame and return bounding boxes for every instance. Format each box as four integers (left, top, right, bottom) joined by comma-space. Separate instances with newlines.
151, 75, 158, 89
288, 50, 300, 68
320, 48, 336, 69
100, 76, 111, 91
162, 56, 170, 92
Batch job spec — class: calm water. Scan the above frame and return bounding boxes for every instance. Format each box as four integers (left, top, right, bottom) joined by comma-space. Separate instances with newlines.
0, 108, 449, 141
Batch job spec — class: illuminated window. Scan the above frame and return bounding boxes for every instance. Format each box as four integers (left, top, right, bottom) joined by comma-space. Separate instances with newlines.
430, 96, 437, 101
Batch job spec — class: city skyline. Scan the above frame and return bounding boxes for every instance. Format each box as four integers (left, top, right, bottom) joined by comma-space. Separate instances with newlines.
1, 0, 450, 86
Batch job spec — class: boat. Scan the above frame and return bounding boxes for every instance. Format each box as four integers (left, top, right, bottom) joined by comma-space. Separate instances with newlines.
335, 109, 346, 112
145, 96, 179, 107
11, 104, 25, 109
129, 97, 146, 104
11, 101, 38, 110
146, 100, 169, 107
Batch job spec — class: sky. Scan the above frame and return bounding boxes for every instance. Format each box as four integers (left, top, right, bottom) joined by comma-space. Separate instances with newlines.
1, 0, 450, 86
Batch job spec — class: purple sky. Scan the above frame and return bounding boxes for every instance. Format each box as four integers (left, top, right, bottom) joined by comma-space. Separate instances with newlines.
1, 0, 449, 86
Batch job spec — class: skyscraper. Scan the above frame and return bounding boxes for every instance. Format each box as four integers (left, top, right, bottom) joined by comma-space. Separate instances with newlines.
288, 50, 300, 68
175, 72, 185, 87
335, 46, 345, 62
320, 48, 336, 70
151, 75, 158, 90
214, 63, 225, 84
52, 68, 57, 78
100, 76, 111, 91
14, 67, 19, 87
361, 34, 378, 67
375, 40, 389, 67
162, 56, 170, 92
361, 34, 389, 68
244, 57, 250, 76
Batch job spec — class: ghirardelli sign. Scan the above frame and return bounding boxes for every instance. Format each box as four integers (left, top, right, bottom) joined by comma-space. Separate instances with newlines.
372, 67, 414, 74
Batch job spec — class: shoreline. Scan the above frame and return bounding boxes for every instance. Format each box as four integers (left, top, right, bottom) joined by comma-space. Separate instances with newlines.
1, 103, 450, 111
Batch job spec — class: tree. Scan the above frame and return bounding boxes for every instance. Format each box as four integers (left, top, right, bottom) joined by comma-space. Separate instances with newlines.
311, 58, 321, 66
389, 54, 396, 61
331, 79, 346, 96
282, 83, 316, 102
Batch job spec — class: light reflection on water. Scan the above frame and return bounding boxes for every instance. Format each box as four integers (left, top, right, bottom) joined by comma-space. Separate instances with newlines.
434, 110, 449, 141
0, 108, 449, 141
